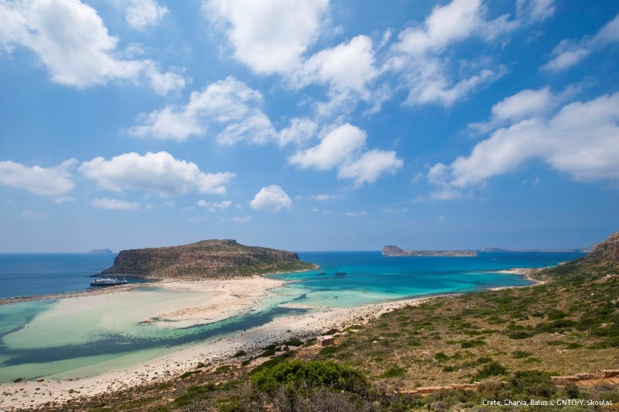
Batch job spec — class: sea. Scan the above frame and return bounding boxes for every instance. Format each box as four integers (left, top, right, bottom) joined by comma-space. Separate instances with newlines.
0, 251, 584, 382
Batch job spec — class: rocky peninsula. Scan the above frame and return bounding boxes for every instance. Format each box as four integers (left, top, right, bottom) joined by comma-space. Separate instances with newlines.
382, 245, 478, 257
98, 239, 314, 280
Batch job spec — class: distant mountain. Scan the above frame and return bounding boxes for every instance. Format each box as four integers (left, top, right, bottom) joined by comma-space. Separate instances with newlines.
382, 245, 477, 257
99, 239, 314, 279
87, 248, 114, 255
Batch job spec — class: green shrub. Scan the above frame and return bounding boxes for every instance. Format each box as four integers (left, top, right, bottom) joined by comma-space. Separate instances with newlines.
473, 361, 507, 381
380, 366, 406, 378
510, 371, 556, 397
250, 360, 368, 395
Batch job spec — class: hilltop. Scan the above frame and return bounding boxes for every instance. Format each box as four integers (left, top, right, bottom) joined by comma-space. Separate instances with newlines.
99, 239, 314, 279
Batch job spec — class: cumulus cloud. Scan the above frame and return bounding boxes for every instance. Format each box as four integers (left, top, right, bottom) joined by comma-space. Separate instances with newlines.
468, 86, 580, 133
541, 14, 619, 73
91, 197, 139, 210
385, 0, 515, 107
337, 149, 403, 187
427, 91, 619, 196
0, 159, 76, 197
203, 0, 328, 75
79, 151, 234, 196
293, 35, 377, 94
124, 0, 168, 30
249, 185, 292, 212
128, 76, 278, 143
0, 0, 184, 93
289, 123, 403, 186
289, 123, 366, 170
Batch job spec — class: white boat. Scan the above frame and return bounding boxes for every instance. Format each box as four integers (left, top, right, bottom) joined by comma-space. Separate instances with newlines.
90, 277, 128, 287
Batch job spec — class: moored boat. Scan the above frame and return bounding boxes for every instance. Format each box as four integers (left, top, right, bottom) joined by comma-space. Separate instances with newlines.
90, 277, 128, 287
334, 272, 346, 276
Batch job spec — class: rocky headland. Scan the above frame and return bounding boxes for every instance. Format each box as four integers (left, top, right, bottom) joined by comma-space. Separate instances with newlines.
382, 245, 478, 257
98, 239, 314, 280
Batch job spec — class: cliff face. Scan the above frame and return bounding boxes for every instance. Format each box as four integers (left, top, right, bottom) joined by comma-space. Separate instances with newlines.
382, 245, 478, 257
99, 239, 314, 279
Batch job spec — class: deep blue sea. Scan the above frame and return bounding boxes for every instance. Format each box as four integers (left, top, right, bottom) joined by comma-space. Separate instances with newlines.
0, 254, 116, 300
0, 251, 584, 381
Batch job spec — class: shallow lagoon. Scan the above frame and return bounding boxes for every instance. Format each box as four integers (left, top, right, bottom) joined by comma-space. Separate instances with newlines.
0, 251, 583, 381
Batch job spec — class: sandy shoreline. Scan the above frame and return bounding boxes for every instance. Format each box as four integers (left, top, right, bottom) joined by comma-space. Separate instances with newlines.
0, 268, 539, 411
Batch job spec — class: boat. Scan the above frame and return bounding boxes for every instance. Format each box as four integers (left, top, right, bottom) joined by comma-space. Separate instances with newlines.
318, 271, 327, 275
334, 272, 346, 276
90, 277, 128, 287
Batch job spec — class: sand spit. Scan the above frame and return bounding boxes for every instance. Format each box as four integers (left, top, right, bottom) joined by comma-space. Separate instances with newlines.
0, 269, 537, 411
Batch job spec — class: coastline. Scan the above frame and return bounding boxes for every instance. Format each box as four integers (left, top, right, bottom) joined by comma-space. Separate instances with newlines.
0, 266, 542, 410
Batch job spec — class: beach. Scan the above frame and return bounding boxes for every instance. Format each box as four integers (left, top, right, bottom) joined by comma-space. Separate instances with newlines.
0, 275, 446, 411
0, 253, 559, 411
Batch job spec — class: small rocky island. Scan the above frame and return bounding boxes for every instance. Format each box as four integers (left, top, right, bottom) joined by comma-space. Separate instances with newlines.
382, 245, 478, 257
98, 239, 314, 279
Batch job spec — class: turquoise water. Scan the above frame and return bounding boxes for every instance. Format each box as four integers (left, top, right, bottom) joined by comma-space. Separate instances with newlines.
0, 251, 584, 381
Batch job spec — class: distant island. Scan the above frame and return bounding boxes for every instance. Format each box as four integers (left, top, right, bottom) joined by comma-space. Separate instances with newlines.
382, 245, 478, 257
481, 247, 582, 253
98, 239, 315, 279
87, 248, 114, 255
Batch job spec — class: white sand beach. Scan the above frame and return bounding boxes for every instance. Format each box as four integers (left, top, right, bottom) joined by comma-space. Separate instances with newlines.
0, 275, 444, 411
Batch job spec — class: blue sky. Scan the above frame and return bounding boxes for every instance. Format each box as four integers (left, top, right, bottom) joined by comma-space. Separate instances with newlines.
1, 0, 618, 252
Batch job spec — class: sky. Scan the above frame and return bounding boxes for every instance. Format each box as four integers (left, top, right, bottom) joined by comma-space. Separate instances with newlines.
1, 0, 618, 253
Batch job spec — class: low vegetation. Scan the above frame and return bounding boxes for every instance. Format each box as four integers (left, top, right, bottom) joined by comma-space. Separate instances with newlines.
34, 234, 619, 411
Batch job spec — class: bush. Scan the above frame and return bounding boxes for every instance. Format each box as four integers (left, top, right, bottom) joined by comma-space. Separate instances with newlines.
473, 361, 507, 381
250, 360, 369, 395
510, 371, 556, 397
380, 366, 406, 378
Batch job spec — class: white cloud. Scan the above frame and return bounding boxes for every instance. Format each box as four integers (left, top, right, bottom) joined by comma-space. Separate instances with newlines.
277, 118, 317, 146
289, 123, 402, 186
129, 76, 276, 143
203, 0, 329, 75
427, 91, 619, 195
337, 149, 403, 187
386, 0, 512, 107
469, 87, 569, 133
541, 14, 619, 73
125, 0, 168, 30
294, 35, 377, 94
198, 200, 232, 212
516, 0, 555, 23
91, 197, 139, 210
289, 123, 366, 170
490, 87, 555, 121
79, 151, 234, 197
249, 185, 292, 212
0, 0, 183, 93
0, 159, 76, 197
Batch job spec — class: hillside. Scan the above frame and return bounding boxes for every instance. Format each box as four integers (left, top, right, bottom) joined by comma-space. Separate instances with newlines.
37, 232, 619, 411
99, 239, 314, 279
